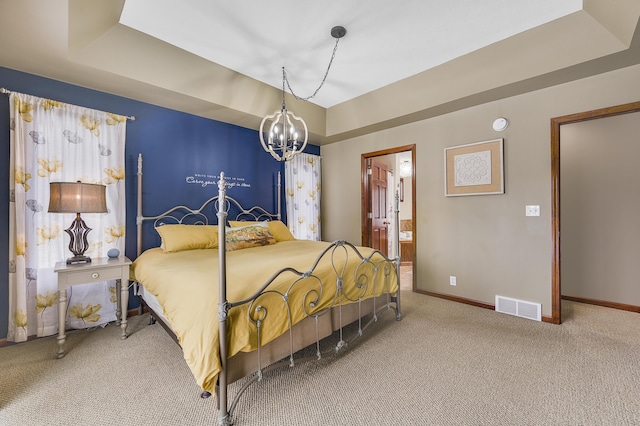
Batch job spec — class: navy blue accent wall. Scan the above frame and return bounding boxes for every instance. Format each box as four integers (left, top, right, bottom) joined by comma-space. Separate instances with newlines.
0, 66, 319, 339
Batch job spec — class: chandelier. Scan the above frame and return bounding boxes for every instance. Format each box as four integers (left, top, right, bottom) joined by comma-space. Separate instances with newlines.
259, 26, 347, 161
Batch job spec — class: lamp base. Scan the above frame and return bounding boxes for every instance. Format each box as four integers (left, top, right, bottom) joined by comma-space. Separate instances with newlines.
66, 255, 92, 265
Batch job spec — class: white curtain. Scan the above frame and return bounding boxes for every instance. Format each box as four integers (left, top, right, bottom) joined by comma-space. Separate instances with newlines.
284, 153, 321, 241
8, 92, 126, 342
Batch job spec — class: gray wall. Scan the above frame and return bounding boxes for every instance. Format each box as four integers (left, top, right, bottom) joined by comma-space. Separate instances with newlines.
321, 63, 640, 318
560, 112, 640, 304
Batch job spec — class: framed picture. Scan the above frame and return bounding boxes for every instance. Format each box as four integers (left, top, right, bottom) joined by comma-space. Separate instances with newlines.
444, 138, 504, 196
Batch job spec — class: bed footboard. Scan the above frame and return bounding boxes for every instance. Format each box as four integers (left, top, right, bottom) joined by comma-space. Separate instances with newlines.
215, 173, 402, 426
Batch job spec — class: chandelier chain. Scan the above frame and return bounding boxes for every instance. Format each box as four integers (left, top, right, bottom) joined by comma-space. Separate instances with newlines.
283, 37, 341, 102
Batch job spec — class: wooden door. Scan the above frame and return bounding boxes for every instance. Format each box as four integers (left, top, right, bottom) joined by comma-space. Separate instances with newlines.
369, 159, 389, 256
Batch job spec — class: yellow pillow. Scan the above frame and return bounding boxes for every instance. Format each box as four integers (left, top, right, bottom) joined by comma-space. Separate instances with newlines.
155, 224, 218, 253
225, 223, 276, 251
228, 220, 295, 242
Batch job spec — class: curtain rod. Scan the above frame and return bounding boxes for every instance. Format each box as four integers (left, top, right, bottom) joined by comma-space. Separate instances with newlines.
0, 87, 136, 121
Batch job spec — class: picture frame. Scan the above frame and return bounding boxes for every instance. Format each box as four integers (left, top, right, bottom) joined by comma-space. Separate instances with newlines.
444, 138, 504, 196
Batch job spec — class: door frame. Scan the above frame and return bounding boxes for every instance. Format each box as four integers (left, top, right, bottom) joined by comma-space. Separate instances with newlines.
550, 101, 640, 324
362, 144, 416, 289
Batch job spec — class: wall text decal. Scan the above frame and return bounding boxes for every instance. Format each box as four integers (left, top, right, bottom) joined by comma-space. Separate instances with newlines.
185, 173, 251, 189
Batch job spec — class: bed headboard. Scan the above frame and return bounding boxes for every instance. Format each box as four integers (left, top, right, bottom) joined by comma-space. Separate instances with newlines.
136, 154, 281, 256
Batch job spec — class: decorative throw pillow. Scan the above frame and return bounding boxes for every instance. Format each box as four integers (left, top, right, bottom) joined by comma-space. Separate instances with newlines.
228, 220, 295, 242
225, 223, 276, 251
155, 224, 218, 253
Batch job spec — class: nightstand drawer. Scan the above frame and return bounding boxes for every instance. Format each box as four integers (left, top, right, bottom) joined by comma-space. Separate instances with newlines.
63, 266, 124, 285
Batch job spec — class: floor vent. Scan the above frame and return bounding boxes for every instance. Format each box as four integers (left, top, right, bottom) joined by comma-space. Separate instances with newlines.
495, 295, 541, 322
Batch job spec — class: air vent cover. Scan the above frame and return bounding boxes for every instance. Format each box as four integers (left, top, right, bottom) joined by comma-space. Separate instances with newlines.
495, 295, 541, 321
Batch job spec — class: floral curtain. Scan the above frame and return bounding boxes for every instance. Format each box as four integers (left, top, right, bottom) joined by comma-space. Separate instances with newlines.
284, 153, 322, 241
8, 92, 126, 342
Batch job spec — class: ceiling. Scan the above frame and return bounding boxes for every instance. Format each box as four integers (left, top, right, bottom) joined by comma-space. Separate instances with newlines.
118, 0, 582, 108
1, 1, 639, 145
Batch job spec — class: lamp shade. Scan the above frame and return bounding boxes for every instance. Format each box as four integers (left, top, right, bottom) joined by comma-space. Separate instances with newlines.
48, 182, 107, 214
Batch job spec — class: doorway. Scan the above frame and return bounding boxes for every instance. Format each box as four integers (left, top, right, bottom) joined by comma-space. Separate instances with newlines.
362, 144, 416, 291
550, 101, 640, 324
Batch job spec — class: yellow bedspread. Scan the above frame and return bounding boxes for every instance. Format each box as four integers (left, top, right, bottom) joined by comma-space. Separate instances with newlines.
130, 240, 398, 393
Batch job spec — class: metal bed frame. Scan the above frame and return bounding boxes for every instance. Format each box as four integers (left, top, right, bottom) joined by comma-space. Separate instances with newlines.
134, 154, 402, 425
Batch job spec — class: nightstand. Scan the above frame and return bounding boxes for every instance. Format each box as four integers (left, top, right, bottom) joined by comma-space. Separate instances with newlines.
54, 256, 132, 359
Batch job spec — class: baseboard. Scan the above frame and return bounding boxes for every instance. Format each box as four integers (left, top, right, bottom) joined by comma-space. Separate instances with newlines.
0, 334, 40, 348
414, 289, 553, 323
562, 295, 640, 313
0, 292, 576, 349
0, 305, 148, 348
128, 306, 149, 317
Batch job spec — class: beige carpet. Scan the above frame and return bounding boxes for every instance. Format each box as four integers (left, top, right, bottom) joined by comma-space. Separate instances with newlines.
2, 289, 640, 426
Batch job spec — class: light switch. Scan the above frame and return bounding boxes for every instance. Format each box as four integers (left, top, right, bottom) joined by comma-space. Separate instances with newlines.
525, 205, 540, 216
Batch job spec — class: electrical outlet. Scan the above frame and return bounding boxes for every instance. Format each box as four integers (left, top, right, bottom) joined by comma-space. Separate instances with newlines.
525, 205, 540, 216
450, 276, 456, 286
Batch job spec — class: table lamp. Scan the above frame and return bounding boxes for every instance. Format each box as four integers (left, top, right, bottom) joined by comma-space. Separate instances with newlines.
48, 181, 107, 264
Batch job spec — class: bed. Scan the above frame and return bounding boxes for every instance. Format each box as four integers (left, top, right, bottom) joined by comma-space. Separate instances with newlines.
130, 154, 402, 425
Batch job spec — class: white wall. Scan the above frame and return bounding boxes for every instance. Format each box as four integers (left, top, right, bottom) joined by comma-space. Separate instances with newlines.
322, 63, 640, 318
561, 112, 640, 304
